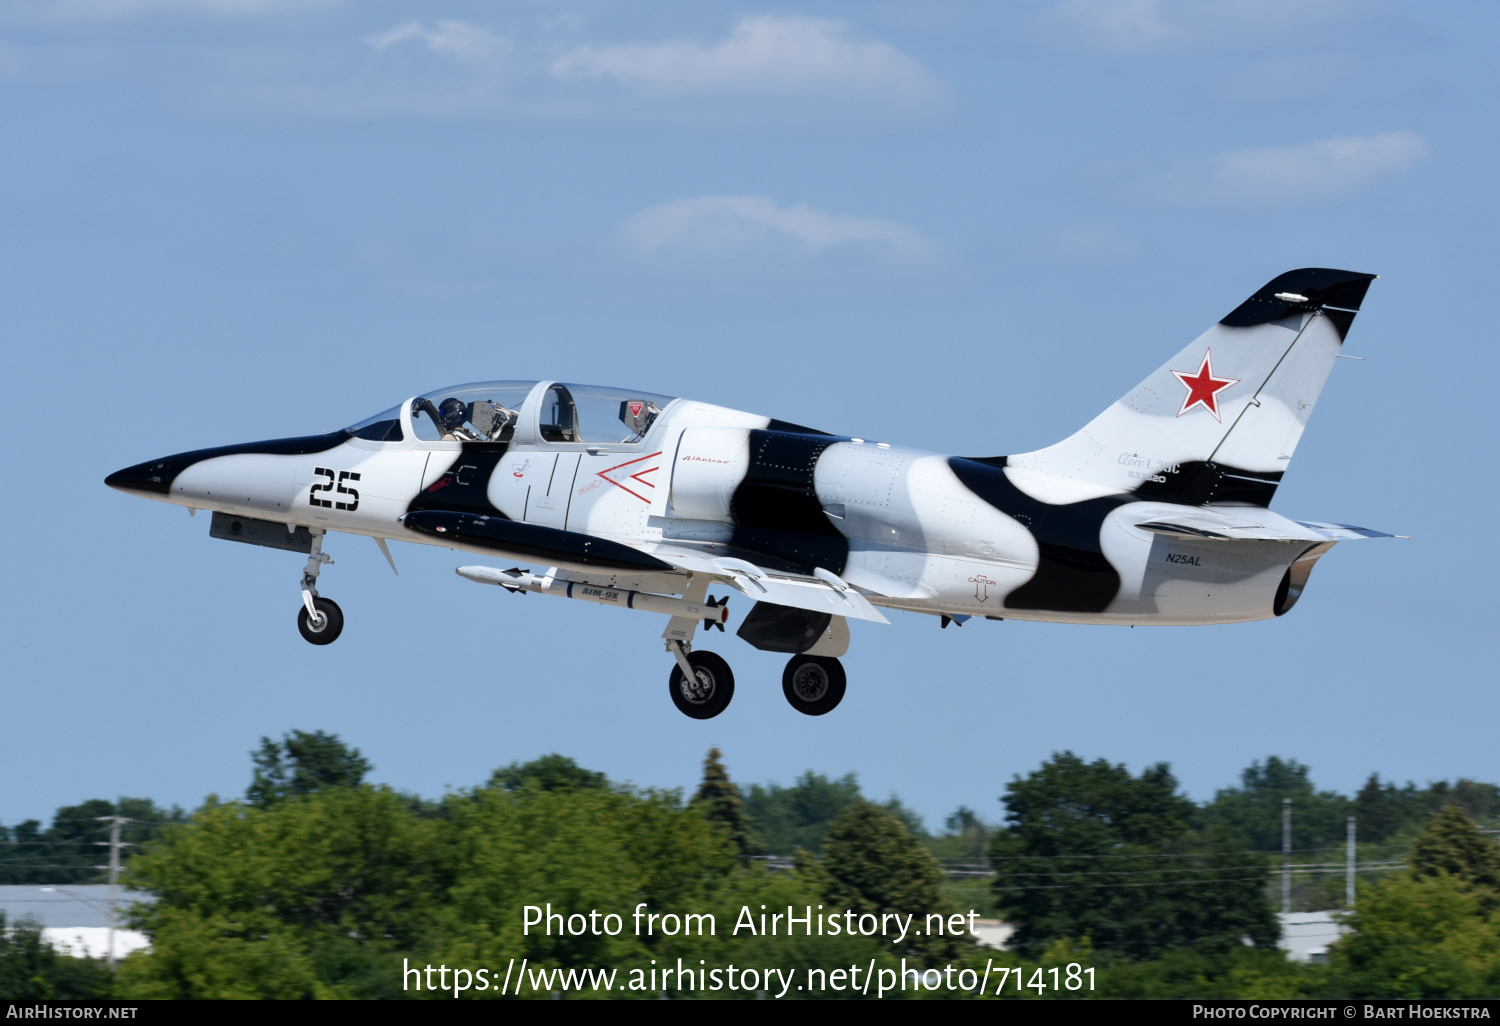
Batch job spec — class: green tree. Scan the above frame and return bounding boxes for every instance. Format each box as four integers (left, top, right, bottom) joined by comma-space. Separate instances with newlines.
1426, 780, 1500, 825
1409, 805, 1500, 899
115, 764, 900, 999
690, 748, 750, 859
432, 782, 735, 977
1299, 807, 1500, 999
656, 863, 899, 998
1199, 756, 1350, 854
1350, 776, 1500, 844
991, 752, 1276, 960
246, 730, 371, 808
1354, 774, 1424, 843
487, 753, 609, 793
1051, 940, 1322, 1000
0, 912, 113, 999
799, 799, 975, 962
0, 798, 185, 885
880, 796, 928, 838
743, 771, 861, 854
1327, 872, 1500, 998
117, 786, 445, 998
928, 806, 990, 860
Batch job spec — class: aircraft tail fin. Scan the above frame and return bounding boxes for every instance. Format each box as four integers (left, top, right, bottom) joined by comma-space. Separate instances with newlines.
1007, 268, 1377, 507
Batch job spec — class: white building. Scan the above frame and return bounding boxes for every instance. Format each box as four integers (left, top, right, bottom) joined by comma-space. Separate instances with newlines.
1277, 911, 1347, 963
970, 918, 1016, 949
0, 885, 151, 960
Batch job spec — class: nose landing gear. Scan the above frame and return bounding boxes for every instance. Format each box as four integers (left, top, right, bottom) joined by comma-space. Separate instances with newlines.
296, 530, 343, 645
297, 595, 344, 645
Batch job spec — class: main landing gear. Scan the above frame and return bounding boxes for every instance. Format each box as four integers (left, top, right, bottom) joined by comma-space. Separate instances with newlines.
661, 643, 848, 719
296, 529, 343, 645
782, 654, 846, 716
666, 642, 735, 719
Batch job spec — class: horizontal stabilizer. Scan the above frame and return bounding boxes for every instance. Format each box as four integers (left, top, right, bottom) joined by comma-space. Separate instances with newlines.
1135, 510, 1325, 542
1294, 520, 1402, 541
1134, 507, 1399, 542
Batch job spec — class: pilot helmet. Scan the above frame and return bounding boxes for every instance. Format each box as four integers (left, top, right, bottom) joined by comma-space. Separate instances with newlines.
438, 397, 467, 431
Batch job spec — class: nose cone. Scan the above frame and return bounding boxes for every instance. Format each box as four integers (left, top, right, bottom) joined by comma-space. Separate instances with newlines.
104, 457, 180, 496
105, 433, 346, 501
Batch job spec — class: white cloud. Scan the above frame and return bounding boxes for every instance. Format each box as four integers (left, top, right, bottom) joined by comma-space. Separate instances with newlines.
365, 20, 509, 64
1038, 0, 1356, 53
4, 10, 945, 125
1131, 132, 1428, 208
551, 16, 945, 115
620, 195, 945, 269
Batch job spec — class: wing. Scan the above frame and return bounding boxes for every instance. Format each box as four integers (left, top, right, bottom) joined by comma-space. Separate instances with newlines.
642, 541, 891, 624
402, 510, 891, 623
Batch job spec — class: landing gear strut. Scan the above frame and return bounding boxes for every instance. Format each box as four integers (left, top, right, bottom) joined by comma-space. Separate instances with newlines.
296, 529, 343, 645
667, 642, 734, 719
782, 654, 846, 716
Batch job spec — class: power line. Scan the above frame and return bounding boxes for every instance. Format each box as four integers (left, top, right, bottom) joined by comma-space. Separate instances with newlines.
985, 861, 1406, 880
1283, 798, 1292, 915
994, 874, 1274, 892
0, 864, 134, 870
977, 843, 1412, 861
0, 897, 148, 904
96, 815, 132, 970
0, 817, 184, 828
994, 868, 1405, 893
0, 840, 154, 849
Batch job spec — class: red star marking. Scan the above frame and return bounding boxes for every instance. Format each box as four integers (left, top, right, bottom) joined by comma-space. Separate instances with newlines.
1170, 349, 1240, 422
596, 452, 661, 503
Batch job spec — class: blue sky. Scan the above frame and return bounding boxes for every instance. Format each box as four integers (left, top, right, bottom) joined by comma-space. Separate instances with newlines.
2, 0, 1496, 831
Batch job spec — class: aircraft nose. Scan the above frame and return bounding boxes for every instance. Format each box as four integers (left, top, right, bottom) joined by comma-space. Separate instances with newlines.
104, 457, 178, 496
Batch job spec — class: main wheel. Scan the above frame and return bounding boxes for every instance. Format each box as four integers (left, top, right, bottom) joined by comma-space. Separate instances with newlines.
297, 596, 344, 646
668, 650, 735, 719
782, 655, 846, 716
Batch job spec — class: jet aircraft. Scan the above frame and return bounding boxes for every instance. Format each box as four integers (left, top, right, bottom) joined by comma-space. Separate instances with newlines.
107, 268, 1397, 719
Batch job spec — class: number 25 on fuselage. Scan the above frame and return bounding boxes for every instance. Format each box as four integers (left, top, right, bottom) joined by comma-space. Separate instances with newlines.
106, 268, 1400, 720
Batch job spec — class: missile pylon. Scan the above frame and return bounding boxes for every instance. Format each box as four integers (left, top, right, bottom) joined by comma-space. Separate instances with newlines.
455, 565, 729, 629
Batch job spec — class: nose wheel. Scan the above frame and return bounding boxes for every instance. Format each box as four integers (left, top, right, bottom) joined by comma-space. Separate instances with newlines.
297, 596, 344, 645
782, 655, 846, 716
667, 645, 735, 719
295, 529, 343, 645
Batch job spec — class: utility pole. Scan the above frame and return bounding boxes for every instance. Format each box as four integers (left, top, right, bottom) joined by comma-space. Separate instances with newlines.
1282, 798, 1292, 915
1347, 816, 1357, 907
94, 816, 133, 969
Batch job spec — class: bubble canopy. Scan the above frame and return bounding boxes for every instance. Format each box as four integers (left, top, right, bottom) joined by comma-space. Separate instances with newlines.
344, 381, 677, 444
408, 381, 538, 442
538, 383, 674, 444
